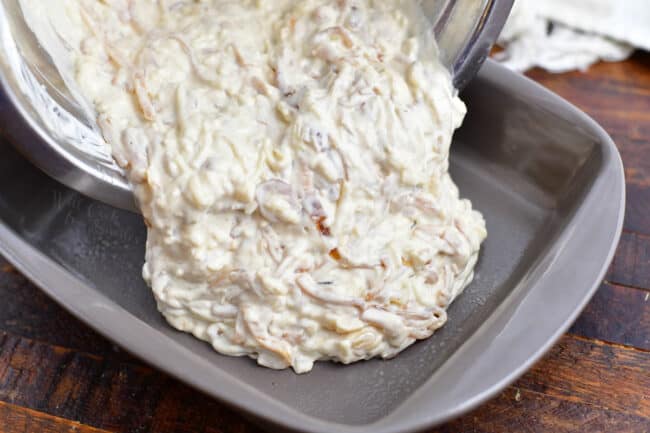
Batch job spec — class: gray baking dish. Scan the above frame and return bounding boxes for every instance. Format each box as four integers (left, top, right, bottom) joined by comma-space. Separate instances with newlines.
0, 61, 624, 433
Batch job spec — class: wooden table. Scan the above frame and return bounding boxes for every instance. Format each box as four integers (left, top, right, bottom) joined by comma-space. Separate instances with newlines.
1, 53, 649, 433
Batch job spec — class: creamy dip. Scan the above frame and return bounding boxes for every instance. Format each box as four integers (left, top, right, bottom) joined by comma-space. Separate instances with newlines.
40, 0, 486, 373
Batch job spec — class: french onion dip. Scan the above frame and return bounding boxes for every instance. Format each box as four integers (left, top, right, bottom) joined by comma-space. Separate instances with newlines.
47, 0, 487, 372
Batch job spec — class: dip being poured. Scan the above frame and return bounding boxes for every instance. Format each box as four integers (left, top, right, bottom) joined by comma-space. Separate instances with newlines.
45, 0, 486, 373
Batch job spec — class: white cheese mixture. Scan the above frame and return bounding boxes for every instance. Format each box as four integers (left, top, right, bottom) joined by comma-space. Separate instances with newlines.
48, 0, 486, 373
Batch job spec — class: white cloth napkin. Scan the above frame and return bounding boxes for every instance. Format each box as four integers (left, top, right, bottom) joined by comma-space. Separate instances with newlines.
496, 0, 649, 72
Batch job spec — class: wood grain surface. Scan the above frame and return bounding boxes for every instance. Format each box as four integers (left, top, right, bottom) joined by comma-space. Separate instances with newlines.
0, 53, 649, 432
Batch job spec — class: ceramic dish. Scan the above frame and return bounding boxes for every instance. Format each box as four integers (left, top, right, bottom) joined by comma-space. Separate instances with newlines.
0, 61, 624, 433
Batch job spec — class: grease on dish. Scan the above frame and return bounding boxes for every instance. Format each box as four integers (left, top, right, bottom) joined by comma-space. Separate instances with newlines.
50, 0, 486, 373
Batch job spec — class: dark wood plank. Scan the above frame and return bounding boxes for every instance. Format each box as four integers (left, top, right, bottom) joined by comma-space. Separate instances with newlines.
0, 331, 258, 433
436, 388, 650, 433
516, 335, 650, 418
609, 126, 650, 195
623, 183, 650, 236
0, 400, 111, 433
1, 260, 14, 273
608, 231, 650, 290
0, 256, 138, 363
570, 282, 650, 350
1, 329, 649, 433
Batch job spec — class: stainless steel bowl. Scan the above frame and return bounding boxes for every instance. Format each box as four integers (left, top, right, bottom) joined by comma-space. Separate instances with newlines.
0, 0, 512, 212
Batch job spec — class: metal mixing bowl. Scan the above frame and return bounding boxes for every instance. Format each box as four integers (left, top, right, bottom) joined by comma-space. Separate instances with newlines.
0, 0, 512, 212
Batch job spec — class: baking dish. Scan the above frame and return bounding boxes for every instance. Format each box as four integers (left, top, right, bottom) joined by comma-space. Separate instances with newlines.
0, 60, 624, 432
